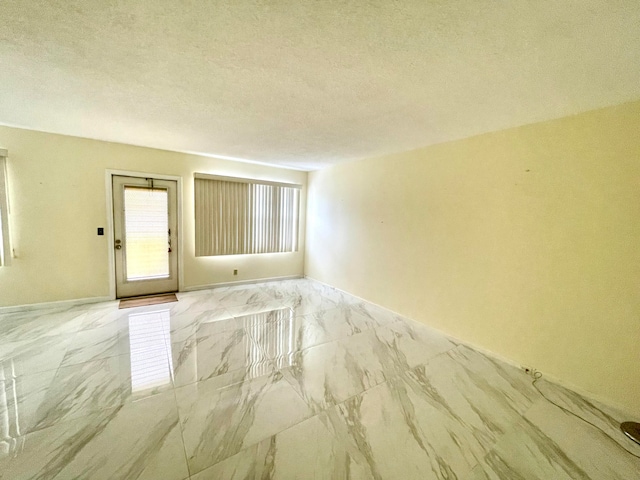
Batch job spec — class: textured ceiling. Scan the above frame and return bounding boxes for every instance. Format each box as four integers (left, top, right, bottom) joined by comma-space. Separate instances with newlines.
0, 1, 639, 170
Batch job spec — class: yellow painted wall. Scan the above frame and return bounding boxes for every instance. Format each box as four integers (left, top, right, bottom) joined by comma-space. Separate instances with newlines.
305, 100, 640, 415
0, 126, 306, 307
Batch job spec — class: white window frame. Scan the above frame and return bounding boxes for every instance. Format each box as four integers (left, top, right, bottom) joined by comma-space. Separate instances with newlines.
0, 149, 11, 266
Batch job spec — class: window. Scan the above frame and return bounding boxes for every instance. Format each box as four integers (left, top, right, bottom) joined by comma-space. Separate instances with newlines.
123, 186, 170, 280
194, 173, 301, 256
0, 149, 10, 266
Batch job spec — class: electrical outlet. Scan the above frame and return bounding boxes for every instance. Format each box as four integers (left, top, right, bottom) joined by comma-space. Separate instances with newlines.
522, 366, 542, 380
233, 269, 238, 275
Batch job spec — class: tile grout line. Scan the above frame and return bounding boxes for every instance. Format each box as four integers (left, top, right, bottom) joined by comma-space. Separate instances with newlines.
162, 311, 195, 479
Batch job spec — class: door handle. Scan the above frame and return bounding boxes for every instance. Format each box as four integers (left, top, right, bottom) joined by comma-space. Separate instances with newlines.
115, 239, 122, 250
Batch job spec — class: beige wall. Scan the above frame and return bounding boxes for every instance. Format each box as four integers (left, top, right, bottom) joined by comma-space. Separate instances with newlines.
305, 100, 640, 415
0, 126, 306, 307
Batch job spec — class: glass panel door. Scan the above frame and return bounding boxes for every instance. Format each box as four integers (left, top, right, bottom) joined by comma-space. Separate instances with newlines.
113, 176, 178, 298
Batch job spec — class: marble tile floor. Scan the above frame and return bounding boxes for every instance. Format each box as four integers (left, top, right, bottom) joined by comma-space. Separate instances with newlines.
1, 279, 639, 479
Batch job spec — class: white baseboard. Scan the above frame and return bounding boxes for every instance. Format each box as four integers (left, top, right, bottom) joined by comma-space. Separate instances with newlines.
303, 275, 638, 419
182, 275, 303, 292
0, 274, 304, 312
0, 295, 114, 314
453, 337, 638, 418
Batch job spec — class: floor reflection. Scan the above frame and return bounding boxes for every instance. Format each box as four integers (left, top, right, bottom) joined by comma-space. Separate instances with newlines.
128, 310, 173, 393
0, 359, 20, 454
241, 308, 295, 371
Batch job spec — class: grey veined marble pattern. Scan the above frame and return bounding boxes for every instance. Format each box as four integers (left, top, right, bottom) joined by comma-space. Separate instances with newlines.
1, 279, 639, 479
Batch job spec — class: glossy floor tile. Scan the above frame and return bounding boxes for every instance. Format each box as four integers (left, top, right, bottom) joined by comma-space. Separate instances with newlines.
279, 330, 390, 413
175, 370, 312, 475
1, 279, 639, 479
170, 325, 273, 388
0, 391, 189, 480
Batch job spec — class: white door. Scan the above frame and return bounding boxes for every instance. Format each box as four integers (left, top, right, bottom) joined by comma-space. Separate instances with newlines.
112, 175, 178, 298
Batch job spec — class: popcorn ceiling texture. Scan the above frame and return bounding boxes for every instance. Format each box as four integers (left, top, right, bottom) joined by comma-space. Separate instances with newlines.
0, 0, 639, 170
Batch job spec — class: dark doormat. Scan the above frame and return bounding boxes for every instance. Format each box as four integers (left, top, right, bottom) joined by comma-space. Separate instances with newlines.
119, 293, 178, 309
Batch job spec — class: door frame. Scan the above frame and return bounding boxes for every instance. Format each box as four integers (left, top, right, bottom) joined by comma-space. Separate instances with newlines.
105, 170, 184, 300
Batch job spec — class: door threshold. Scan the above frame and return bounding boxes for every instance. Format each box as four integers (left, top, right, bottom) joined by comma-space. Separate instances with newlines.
119, 293, 178, 309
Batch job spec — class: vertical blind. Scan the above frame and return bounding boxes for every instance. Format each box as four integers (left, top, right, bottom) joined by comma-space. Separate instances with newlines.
194, 174, 301, 256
